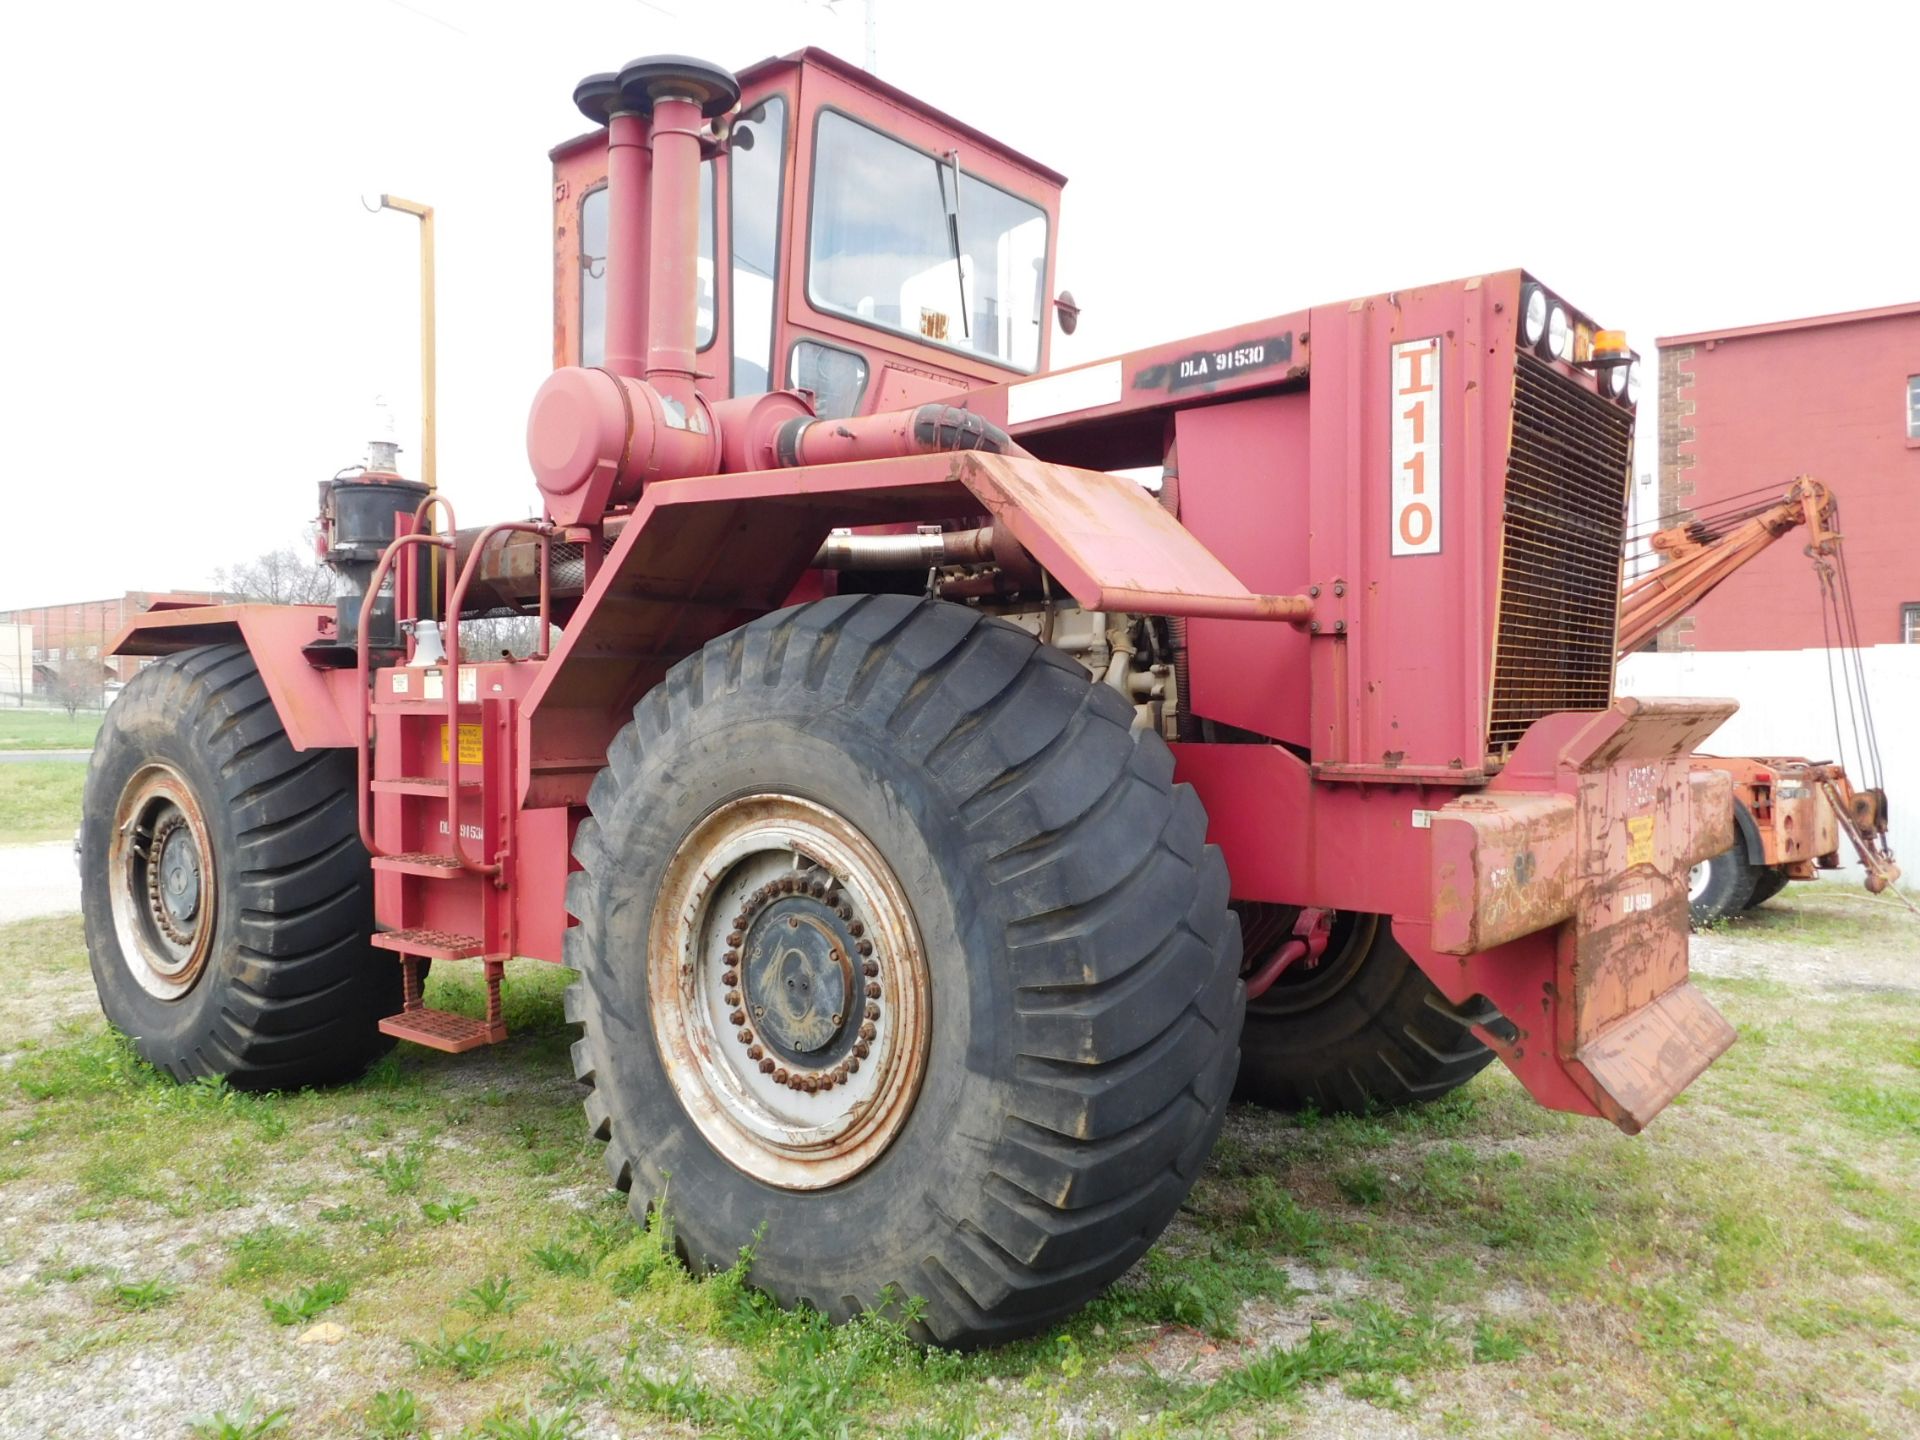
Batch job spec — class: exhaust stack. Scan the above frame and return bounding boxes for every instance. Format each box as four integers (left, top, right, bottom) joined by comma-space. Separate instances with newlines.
528, 57, 740, 524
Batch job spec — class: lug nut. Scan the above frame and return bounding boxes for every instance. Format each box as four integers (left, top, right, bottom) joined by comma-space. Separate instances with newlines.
857, 939, 873, 957
759, 1058, 775, 1074
737, 1027, 753, 1044
725, 990, 741, 1007
866, 982, 881, 999
774, 1067, 789, 1085
853, 1041, 871, 1060
748, 1044, 763, 1060
866, 1003, 880, 1021
838, 904, 853, 921
729, 1009, 746, 1026
723, 950, 739, 965
862, 961, 878, 977
859, 1021, 877, 1041
722, 969, 739, 987
847, 1057, 860, 1073
727, 930, 743, 946
848, 920, 864, 938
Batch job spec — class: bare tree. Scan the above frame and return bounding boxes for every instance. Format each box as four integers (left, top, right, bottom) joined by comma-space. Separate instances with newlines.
457, 613, 550, 662
213, 546, 334, 606
47, 649, 107, 718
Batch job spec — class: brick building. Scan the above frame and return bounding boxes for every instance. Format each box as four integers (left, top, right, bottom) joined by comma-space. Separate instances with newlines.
0, 591, 223, 692
1656, 300, 1920, 650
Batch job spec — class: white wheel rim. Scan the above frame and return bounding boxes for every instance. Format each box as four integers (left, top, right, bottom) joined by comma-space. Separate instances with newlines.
107, 762, 218, 1001
647, 794, 930, 1190
1687, 860, 1710, 903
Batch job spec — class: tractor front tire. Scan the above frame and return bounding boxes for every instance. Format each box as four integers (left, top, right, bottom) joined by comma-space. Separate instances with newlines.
1687, 842, 1757, 926
80, 644, 400, 1088
1234, 913, 1498, 1115
564, 596, 1243, 1346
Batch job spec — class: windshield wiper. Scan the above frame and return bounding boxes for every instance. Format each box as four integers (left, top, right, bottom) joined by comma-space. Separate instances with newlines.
939, 148, 970, 340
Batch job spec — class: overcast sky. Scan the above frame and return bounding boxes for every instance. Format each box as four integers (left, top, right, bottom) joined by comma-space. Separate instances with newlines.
1, 0, 1913, 610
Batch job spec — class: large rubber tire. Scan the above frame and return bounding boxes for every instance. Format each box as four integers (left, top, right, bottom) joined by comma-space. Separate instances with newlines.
1235, 914, 1499, 1115
80, 644, 400, 1088
565, 596, 1243, 1347
1745, 866, 1791, 910
1688, 841, 1757, 926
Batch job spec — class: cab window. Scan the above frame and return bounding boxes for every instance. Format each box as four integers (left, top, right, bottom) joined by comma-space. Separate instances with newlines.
807, 111, 1046, 372
579, 166, 717, 368
731, 97, 787, 395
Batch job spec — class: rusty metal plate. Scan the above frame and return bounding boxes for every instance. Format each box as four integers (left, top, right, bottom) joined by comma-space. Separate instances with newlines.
1576, 981, 1735, 1135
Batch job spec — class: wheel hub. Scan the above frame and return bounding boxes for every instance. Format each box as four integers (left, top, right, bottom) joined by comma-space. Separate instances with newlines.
732, 884, 875, 1077
107, 762, 218, 1000
154, 816, 202, 935
649, 794, 929, 1190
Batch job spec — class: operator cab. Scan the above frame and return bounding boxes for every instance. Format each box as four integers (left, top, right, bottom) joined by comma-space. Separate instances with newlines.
549, 47, 1066, 420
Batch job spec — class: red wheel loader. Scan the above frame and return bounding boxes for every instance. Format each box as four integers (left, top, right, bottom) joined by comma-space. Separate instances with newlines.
82, 49, 1737, 1346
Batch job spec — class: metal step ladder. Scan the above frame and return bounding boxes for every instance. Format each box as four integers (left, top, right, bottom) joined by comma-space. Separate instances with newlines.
365, 686, 515, 1052
351, 507, 556, 1055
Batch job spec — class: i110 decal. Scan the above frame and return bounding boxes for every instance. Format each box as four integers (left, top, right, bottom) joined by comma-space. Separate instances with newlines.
1390, 337, 1441, 556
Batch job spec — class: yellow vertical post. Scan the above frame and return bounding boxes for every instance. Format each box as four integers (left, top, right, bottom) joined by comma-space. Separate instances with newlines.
378, 195, 438, 602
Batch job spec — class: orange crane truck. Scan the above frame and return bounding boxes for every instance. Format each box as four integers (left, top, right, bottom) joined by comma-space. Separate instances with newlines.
1617, 476, 1899, 923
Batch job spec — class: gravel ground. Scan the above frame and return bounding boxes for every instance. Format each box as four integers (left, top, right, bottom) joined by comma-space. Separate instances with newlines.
0, 879, 1913, 1438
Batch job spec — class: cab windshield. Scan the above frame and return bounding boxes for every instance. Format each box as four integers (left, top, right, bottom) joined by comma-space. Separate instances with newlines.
808, 111, 1047, 372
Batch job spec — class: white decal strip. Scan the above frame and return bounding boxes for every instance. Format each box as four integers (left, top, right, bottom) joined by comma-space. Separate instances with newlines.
1006, 360, 1123, 426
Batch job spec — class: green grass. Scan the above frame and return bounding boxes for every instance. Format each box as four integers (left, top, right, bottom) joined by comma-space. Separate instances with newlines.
0, 708, 102, 752
0, 759, 85, 843
2, 910, 1918, 1438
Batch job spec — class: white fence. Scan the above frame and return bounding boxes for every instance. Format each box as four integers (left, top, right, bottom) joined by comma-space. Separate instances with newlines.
1618, 646, 1920, 876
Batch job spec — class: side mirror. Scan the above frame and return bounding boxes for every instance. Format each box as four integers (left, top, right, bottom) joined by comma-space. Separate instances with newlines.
1053, 290, 1081, 336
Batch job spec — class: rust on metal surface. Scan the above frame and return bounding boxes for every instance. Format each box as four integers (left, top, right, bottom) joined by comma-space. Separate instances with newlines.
106, 762, 219, 1002
1574, 982, 1734, 1135
951, 451, 1314, 622
646, 793, 930, 1191
1416, 694, 1741, 1132
1617, 476, 1835, 656
1428, 792, 1577, 955
372, 927, 486, 960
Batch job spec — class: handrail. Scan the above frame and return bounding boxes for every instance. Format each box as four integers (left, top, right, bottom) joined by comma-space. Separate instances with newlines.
411, 495, 457, 623
441, 520, 555, 878
355, 530, 454, 859
412, 492, 457, 537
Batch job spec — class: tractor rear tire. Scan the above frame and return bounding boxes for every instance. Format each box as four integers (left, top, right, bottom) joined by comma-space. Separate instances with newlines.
1687, 841, 1757, 926
564, 595, 1243, 1347
80, 644, 400, 1088
1745, 865, 1792, 910
1234, 913, 1498, 1115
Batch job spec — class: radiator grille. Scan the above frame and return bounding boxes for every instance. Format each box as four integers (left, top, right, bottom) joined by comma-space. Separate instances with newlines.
1486, 356, 1634, 754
